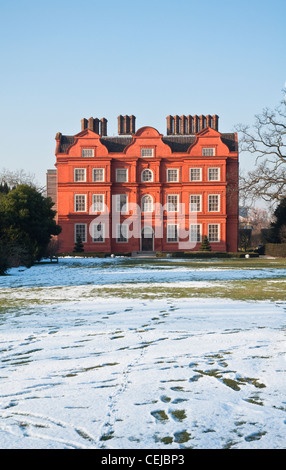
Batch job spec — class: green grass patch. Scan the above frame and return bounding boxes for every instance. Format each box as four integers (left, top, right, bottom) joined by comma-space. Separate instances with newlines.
100, 257, 286, 270
0, 278, 285, 309
87, 278, 286, 301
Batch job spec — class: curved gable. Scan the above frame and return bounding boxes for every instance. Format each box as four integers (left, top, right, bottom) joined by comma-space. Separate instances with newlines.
65, 129, 109, 157
124, 126, 172, 157
187, 127, 232, 156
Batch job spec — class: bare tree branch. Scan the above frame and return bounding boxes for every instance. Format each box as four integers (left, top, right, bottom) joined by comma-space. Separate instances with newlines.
236, 90, 286, 205
0, 168, 45, 194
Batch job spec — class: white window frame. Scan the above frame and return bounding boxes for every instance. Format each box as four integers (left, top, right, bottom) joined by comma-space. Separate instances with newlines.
92, 194, 105, 212
189, 168, 202, 182
116, 168, 128, 183
81, 148, 95, 158
74, 223, 87, 243
208, 167, 220, 181
189, 224, 202, 243
189, 194, 202, 212
74, 194, 87, 212
208, 194, 220, 212
141, 169, 153, 182
202, 147, 215, 157
141, 148, 154, 157
167, 194, 179, 212
167, 224, 178, 243
92, 168, 105, 182
92, 222, 105, 243
208, 223, 220, 242
141, 194, 153, 213
116, 224, 128, 243
74, 168, 86, 182
167, 168, 179, 182
116, 194, 128, 213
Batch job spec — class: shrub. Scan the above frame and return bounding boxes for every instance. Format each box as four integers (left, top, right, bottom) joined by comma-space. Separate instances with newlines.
73, 236, 84, 253
199, 236, 212, 251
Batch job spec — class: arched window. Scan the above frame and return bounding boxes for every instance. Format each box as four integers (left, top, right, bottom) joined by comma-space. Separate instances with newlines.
141, 194, 153, 213
141, 169, 153, 182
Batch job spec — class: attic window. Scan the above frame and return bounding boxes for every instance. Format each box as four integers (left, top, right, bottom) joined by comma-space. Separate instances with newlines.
202, 147, 215, 156
82, 148, 94, 157
141, 148, 154, 157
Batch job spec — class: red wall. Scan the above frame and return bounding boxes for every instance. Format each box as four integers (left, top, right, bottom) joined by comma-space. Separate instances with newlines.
55, 126, 238, 253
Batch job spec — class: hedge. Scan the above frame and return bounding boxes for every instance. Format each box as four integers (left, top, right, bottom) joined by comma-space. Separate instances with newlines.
265, 244, 286, 258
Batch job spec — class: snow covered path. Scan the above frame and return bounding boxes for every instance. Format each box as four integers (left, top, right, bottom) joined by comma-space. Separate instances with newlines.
0, 258, 285, 449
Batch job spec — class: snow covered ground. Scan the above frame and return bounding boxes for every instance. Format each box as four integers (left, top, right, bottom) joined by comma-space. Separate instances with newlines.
0, 257, 285, 449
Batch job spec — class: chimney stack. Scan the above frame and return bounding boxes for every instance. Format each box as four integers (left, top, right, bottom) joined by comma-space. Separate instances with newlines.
81, 118, 88, 131
166, 115, 174, 135
174, 115, 180, 135
193, 115, 199, 133
130, 115, 136, 134
166, 114, 219, 134
81, 116, 107, 135
212, 114, 219, 131
123, 115, 130, 134
206, 114, 212, 128
199, 115, 206, 132
180, 115, 186, 135
118, 115, 136, 135
187, 115, 193, 134
100, 118, 107, 136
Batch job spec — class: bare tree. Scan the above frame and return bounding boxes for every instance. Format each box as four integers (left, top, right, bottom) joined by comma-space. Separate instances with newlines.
237, 91, 286, 206
0, 168, 44, 193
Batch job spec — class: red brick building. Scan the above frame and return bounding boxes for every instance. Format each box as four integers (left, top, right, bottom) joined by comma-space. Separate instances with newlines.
48, 114, 238, 254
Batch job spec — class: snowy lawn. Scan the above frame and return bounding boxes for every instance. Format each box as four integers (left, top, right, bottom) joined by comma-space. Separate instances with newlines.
0, 257, 285, 449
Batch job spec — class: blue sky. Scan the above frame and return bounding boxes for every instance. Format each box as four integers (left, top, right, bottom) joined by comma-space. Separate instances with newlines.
0, 0, 285, 188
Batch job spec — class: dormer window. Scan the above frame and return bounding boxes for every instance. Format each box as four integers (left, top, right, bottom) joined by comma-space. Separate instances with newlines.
202, 147, 215, 156
141, 148, 154, 157
82, 148, 94, 157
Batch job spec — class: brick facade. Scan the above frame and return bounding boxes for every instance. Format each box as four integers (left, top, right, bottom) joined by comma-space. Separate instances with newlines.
49, 115, 239, 254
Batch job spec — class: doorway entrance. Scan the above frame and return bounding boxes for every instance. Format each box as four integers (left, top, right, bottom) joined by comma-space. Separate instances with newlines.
141, 226, 154, 251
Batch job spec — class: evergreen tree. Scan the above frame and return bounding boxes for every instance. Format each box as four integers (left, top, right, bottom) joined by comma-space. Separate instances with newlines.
199, 235, 212, 251
73, 235, 84, 253
0, 184, 61, 268
271, 198, 286, 243
0, 182, 10, 194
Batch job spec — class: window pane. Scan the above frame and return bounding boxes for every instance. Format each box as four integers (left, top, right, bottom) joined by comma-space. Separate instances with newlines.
190, 195, 201, 212
116, 224, 128, 242
208, 168, 220, 181
190, 224, 201, 242
92, 194, 104, 212
167, 195, 178, 212
75, 195, 86, 211
208, 195, 220, 212
142, 169, 153, 182
92, 223, 104, 242
75, 224, 86, 242
74, 169, 86, 182
142, 195, 153, 212
167, 169, 179, 182
116, 194, 128, 212
82, 148, 94, 157
208, 224, 219, 242
190, 168, 202, 181
167, 224, 178, 242
116, 169, 128, 182
93, 168, 104, 182
202, 148, 215, 156
141, 148, 153, 157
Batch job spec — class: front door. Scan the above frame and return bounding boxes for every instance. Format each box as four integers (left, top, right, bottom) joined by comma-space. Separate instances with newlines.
141, 227, 153, 251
